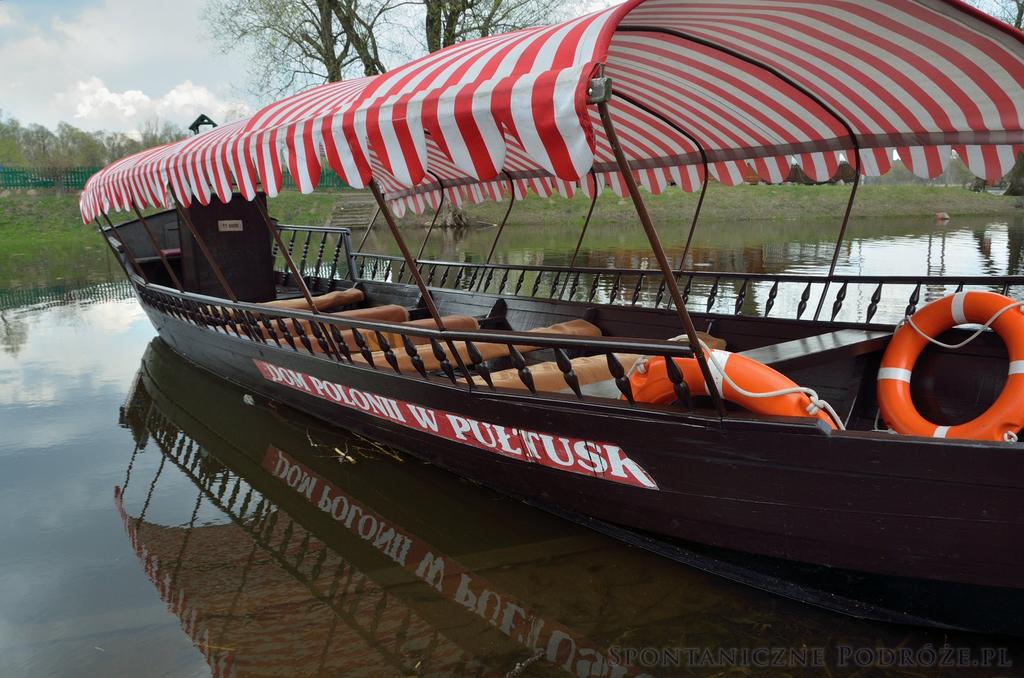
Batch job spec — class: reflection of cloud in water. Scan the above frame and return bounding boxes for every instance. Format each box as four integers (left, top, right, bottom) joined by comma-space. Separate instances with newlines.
0, 418, 205, 670
0, 292, 182, 670
80, 301, 146, 335
0, 297, 153, 440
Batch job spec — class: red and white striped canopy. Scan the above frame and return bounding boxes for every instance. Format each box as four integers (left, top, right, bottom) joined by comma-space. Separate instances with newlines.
80, 0, 1024, 223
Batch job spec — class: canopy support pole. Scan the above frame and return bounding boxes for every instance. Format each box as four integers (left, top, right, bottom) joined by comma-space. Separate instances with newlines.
94, 219, 133, 280
415, 182, 446, 261
356, 205, 381, 253
598, 99, 726, 418
401, 172, 446, 281
618, 26, 859, 142
560, 171, 599, 298
102, 214, 150, 284
615, 92, 711, 270
681, 171, 710, 268
131, 203, 183, 291
484, 172, 517, 264
813, 149, 862, 320
254, 200, 321, 312
368, 180, 475, 388
253, 200, 343, 356
616, 26, 866, 322
173, 198, 238, 302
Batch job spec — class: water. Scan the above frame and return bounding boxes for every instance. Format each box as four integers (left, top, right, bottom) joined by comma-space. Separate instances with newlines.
359, 212, 1024, 324
2, 213, 1024, 676
362, 213, 1024, 279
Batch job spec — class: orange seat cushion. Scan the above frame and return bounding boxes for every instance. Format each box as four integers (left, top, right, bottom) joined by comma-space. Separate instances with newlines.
262, 288, 364, 312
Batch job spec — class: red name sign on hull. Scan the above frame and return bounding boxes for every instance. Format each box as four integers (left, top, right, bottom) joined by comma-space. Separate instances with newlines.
253, 359, 658, 490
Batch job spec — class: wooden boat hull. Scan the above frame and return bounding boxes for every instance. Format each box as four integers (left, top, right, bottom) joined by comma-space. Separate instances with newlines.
144, 300, 1024, 593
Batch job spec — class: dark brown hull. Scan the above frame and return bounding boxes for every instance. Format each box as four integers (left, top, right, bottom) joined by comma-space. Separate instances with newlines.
142, 292, 1024, 592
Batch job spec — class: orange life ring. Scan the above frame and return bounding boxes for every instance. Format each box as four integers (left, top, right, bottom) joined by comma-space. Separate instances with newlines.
878, 291, 1024, 441
628, 350, 837, 429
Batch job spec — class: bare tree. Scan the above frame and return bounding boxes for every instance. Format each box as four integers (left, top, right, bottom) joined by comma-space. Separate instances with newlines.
203, 0, 575, 226
992, 0, 1024, 28
204, 0, 576, 95
424, 0, 572, 51
967, 0, 1023, 28
205, 0, 404, 95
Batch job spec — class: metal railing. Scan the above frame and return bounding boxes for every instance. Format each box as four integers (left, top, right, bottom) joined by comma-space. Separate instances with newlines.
136, 282, 707, 410
349, 251, 1024, 326
0, 166, 352, 191
271, 224, 357, 290
123, 221, 1024, 421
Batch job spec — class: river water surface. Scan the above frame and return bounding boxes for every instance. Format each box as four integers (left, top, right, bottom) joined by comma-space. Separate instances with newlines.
2, 212, 1024, 676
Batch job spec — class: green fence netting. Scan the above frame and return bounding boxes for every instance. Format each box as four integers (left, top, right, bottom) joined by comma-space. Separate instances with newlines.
0, 165, 349, 192
0, 166, 101, 190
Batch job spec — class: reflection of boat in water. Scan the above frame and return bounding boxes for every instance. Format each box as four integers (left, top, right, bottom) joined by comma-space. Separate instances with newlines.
117, 339, 1024, 678
122, 341, 648, 676
125, 339, 767, 676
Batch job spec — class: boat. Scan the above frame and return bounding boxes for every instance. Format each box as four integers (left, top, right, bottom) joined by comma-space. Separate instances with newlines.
82, 0, 1024, 618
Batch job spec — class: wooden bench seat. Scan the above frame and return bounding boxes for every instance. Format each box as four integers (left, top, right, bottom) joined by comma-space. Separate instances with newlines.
248, 303, 408, 343
738, 329, 891, 372
356, 318, 602, 374
477, 330, 890, 398
342, 314, 479, 352
479, 353, 643, 392
470, 329, 724, 393
262, 288, 364, 312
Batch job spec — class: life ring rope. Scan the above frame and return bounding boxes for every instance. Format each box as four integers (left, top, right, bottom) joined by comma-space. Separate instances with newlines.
629, 335, 846, 431
696, 340, 846, 431
903, 299, 1024, 350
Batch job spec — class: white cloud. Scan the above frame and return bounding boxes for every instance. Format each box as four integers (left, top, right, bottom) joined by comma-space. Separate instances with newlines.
56, 77, 250, 133
0, 0, 253, 132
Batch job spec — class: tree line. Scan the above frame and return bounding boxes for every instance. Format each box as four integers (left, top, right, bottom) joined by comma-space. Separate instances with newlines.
0, 111, 184, 169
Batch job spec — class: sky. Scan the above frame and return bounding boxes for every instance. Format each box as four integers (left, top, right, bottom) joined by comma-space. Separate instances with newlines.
0, 0, 1004, 137
0, 0, 611, 137
0, 0, 253, 134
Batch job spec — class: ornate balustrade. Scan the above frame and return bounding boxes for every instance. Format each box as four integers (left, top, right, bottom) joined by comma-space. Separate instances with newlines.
271, 224, 357, 291
348, 251, 1024, 326
136, 283, 700, 409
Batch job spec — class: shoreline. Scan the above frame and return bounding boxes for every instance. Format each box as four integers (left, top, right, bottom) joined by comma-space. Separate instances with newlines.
1, 186, 1019, 287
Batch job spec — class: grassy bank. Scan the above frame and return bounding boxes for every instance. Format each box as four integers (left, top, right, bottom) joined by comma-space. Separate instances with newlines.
0, 191, 108, 288
1, 184, 1019, 287
2, 183, 1018, 238
456, 183, 1021, 228
274, 183, 1022, 228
